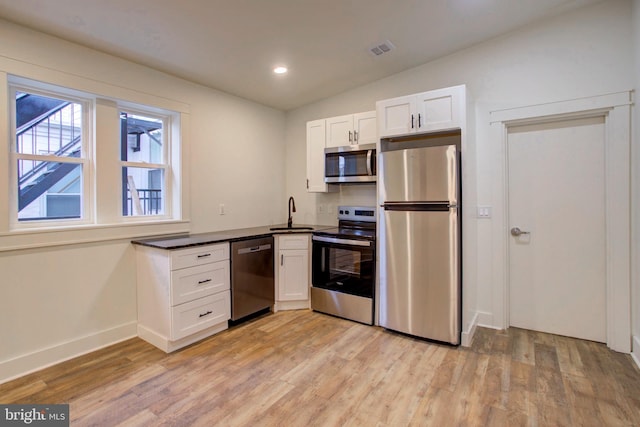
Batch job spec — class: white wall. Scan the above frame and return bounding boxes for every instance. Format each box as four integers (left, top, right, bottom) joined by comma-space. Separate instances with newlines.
285, 0, 635, 339
0, 19, 286, 382
632, 0, 640, 365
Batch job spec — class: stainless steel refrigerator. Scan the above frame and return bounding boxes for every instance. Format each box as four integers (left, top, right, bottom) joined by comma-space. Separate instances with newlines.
378, 131, 461, 344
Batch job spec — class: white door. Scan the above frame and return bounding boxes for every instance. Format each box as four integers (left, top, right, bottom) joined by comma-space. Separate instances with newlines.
508, 116, 606, 342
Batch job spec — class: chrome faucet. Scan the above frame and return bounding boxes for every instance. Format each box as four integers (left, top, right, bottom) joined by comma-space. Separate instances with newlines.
287, 196, 296, 228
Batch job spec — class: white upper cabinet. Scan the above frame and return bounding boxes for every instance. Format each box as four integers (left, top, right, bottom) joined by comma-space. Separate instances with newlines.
306, 119, 329, 193
326, 111, 377, 148
326, 114, 354, 148
352, 111, 378, 145
377, 85, 464, 138
306, 110, 376, 193
376, 96, 415, 138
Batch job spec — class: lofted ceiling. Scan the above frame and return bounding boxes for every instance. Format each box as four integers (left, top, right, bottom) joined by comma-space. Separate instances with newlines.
0, 0, 602, 111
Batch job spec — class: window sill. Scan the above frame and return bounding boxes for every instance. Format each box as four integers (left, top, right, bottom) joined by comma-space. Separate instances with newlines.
0, 220, 190, 252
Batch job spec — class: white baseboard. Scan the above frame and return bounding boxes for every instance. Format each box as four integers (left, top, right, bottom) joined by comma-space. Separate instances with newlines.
274, 300, 310, 312
632, 335, 640, 369
461, 312, 479, 347
137, 321, 228, 353
0, 321, 137, 385
477, 311, 497, 329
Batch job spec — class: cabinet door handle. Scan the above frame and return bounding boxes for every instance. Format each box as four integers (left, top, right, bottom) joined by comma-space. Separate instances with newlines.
348, 130, 353, 142
281, 254, 284, 266
353, 130, 358, 142
306, 179, 309, 189
199, 310, 213, 318
197, 253, 211, 259
198, 278, 212, 285
418, 113, 422, 128
411, 114, 415, 129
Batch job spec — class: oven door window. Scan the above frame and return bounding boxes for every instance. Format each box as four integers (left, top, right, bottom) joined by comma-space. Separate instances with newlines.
312, 241, 375, 298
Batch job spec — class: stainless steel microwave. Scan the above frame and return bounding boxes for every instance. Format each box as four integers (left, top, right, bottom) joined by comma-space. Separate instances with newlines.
324, 143, 376, 183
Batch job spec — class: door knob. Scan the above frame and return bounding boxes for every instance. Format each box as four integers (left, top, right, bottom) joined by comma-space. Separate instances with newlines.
510, 227, 530, 237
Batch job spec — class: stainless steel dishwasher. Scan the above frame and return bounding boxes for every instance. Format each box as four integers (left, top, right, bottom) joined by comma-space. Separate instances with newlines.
230, 236, 274, 321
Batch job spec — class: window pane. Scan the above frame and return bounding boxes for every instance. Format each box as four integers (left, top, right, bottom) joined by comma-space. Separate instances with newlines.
16, 92, 82, 156
18, 160, 82, 221
123, 167, 164, 216
120, 112, 163, 163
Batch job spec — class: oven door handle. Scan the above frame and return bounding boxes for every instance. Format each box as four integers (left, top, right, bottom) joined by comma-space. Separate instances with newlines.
312, 235, 372, 247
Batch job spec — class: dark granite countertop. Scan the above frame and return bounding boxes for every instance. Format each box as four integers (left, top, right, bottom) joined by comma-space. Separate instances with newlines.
131, 224, 331, 250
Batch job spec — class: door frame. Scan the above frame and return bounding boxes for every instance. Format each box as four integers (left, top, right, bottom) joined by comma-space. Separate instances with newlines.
489, 91, 632, 353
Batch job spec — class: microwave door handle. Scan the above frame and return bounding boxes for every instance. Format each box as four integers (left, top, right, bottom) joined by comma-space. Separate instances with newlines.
366, 149, 373, 176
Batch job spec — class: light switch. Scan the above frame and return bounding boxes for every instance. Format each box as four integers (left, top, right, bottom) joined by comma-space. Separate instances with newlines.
219, 204, 225, 215
477, 206, 492, 218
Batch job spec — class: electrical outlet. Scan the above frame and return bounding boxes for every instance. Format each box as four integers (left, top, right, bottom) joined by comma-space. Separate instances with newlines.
317, 204, 326, 214
219, 204, 225, 215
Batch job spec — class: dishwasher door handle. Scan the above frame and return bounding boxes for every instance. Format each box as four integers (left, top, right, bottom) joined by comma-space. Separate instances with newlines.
237, 244, 272, 255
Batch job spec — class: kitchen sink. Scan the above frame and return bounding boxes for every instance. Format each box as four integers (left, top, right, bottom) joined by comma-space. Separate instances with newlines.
270, 226, 313, 231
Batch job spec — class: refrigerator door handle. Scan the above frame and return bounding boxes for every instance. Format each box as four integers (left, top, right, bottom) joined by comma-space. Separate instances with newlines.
382, 202, 452, 212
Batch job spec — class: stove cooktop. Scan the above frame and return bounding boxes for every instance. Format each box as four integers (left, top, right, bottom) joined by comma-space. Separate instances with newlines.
312, 226, 376, 241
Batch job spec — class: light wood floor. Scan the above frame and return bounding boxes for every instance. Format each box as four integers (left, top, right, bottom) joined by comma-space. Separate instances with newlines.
2, 310, 639, 426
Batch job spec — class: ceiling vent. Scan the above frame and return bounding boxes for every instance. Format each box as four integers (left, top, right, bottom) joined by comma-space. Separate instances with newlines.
369, 40, 395, 57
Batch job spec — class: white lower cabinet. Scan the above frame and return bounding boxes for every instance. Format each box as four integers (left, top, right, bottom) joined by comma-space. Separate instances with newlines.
136, 242, 230, 352
274, 234, 310, 311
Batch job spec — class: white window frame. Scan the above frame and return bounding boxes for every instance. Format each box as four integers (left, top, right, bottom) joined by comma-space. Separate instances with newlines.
1, 72, 188, 251
8, 79, 94, 230
118, 106, 172, 221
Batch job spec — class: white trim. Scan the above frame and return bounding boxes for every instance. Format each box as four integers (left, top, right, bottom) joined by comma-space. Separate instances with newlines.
476, 310, 495, 329
632, 335, 640, 369
137, 322, 228, 353
490, 91, 632, 123
274, 301, 310, 312
490, 91, 632, 353
0, 220, 189, 252
0, 321, 137, 384
461, 311, 478, 347
2, 58, 189, 114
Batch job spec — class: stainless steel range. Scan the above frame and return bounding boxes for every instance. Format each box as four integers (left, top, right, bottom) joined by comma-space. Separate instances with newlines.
311, 206, 376, 325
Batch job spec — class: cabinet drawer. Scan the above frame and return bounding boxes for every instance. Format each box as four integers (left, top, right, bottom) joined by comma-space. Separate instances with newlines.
171, 261, 230, 306
170, 243, 229, 270
171, 291, 230, 341
278, 234, 309, 250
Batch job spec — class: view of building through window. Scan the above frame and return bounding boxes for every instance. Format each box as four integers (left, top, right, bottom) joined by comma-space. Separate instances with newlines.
120, 112, 165, 216
15, 91, 84, 221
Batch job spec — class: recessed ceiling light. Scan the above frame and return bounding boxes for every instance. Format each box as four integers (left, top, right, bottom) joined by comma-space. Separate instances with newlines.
273, 66, 288, 74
